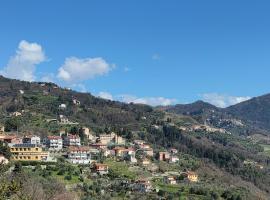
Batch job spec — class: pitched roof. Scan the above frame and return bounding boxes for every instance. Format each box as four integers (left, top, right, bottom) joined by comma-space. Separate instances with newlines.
94, 163, 108, 167
68, 146, 90, 152
47, 135, 62, 140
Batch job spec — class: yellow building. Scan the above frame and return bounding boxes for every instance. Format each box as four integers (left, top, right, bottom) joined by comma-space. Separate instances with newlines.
10, 144, 49, 161
98, 132, 126, 145
187, 171, 198, 182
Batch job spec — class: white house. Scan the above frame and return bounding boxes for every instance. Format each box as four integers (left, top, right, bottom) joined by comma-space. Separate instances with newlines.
67, 146, 91, 164
22, 135, 41, 145
12, 111, 22, 117
64, 135, 81, 147
164, 176, 177, 185
169, 156, 179, 163
0, 154, 9, 164
59, 115, 69, 124
73, 99, 81, 105
59, 104, 67, 109
44, 136, 63, 151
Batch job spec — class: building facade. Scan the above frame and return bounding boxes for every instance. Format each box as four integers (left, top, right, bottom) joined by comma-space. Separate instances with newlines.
67, 146, 91, 164
44, 136, 63, 151
159, 151, 170, 161
93, 163, 109, 175
64, 135, 81, 147
22, 135, 41, 145
10, 144, 49, 161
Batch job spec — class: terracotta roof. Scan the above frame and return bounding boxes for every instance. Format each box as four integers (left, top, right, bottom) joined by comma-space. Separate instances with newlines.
68, 146, 90, 152
0, 135, 17, 139
47, 135, 62, 140
95, 163, 108, 167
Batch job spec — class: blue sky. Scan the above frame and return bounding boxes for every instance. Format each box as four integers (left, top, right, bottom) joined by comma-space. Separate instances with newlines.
0, 0, 270, 107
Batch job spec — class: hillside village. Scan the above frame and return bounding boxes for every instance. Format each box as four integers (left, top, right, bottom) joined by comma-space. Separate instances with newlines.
0, 120, 199, 193
0, 78, 269, 200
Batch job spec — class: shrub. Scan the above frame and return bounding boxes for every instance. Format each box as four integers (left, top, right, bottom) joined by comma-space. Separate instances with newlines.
64, 175, 72, 180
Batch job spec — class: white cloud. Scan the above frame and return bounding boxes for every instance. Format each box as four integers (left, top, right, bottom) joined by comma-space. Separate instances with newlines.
201, 93, 251, 108
72, 83, 87, 93
117, 94, 177, 106
57, 57, 112, 82
97, 91, 113, 100
95, 92, 177, 106
124, 67, 130, 72
1, 40, 46, 81
41, 73, 55, 83
152, 53, 160, 60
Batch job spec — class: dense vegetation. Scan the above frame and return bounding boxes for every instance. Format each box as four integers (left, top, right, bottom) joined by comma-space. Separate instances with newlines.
0, 75, 162, 134
1, 76, 270, 199
144, 125, 270, 193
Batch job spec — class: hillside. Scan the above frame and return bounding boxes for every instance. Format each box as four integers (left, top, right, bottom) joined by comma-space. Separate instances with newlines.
0, 76, 270, 199
0, 75, 162, 134
160, 96, 270, 136
226, 94, 270, 131
159, 100, 219, 115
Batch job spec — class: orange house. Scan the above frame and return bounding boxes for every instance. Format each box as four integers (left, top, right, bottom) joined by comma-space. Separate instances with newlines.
187, 171, 198, 182
93, 163, 109, 175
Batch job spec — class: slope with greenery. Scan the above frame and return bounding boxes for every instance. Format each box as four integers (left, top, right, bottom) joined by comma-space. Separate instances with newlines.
1, 76, 270, 199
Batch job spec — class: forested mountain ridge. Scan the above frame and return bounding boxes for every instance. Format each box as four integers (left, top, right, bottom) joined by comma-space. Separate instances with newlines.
159, 95, 270, 136
0, 75, 162, 134
226, 94, 270, 131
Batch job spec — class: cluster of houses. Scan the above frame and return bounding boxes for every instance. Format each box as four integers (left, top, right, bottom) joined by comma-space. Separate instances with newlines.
0, 124, 199, 191
109, 170, 199, 193
178, 124, 229, 134
0, 127, 127, 165
163, 171, 198, 185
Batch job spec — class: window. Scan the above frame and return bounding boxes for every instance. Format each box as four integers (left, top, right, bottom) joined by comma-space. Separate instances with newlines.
35, 156, 38, 159
28, 156, 31, 159
28, 148, 31, 151
24, 148, 26, 151
36, 148, 38, 151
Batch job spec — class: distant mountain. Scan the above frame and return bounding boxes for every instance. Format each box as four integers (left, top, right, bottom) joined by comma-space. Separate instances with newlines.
158, 100, 219, 115
225, 94, 270, 131
160, 96, 270, 135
